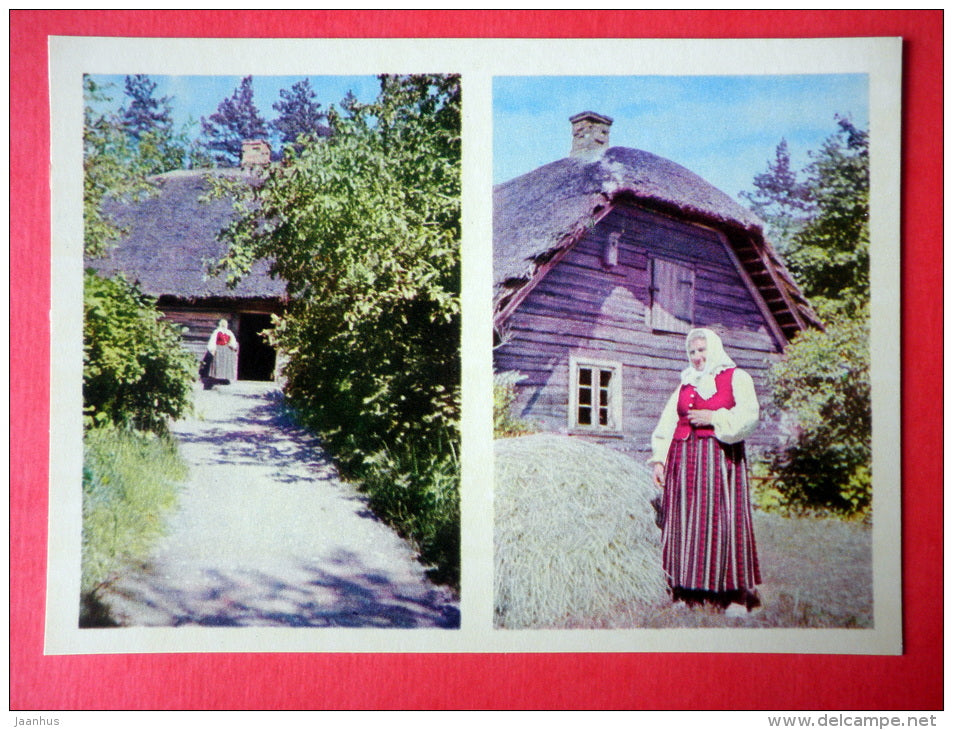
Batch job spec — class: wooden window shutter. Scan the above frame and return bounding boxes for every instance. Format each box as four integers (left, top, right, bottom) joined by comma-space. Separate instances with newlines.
649, 258, 695, 333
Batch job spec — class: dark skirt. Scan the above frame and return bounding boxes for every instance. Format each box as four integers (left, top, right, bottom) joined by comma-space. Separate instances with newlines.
660, 434, 761, 592
209, 346, 238, 381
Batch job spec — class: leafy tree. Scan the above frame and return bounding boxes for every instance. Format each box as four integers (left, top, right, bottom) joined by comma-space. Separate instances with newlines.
740, 138, 814, 251
213, 74, 462, 581
83, 76, 194, 435
494, 372, 536, 438
751, 117, 872, 519
764, 312, 871, 517
83, 76, 157, 258
784, 116, 870, 312
199, 75, 268, 166
83, 270, 195, 433
271, 78, 328, 152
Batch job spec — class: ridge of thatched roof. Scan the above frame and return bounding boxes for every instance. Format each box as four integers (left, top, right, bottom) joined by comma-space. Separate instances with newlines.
493, 146, 820, 340
86, 168, 286, 301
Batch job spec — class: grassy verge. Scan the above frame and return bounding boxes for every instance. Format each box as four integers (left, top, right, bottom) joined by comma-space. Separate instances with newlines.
279, 397, 460, 592
567, 511, 872, 629
81, 426, 186, 624
355, 440, 460, 590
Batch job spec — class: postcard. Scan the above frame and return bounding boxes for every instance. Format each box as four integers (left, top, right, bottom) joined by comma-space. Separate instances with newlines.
46, 34, 902, 655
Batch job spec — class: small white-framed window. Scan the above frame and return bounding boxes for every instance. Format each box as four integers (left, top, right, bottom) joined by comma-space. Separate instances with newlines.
569, 356, 623, 433
648, 257, 695, 334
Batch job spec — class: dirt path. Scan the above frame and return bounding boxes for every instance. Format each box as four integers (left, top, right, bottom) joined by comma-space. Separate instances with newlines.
98, 381, 460, 628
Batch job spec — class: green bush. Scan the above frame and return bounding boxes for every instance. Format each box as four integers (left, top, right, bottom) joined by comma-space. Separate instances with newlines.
356, 438, 460, 588
84, 270, 195, 433
82, 426, 185, 598
210, 75, 462, 587
277, 300, 461, 588
763, 312, 871, 518
493, 371, 536, 438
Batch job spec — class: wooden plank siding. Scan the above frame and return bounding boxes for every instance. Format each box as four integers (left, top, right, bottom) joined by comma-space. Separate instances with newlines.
495, 202, 784, 460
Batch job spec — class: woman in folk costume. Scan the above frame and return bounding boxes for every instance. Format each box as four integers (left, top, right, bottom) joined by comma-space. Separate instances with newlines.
648, 328, 762, 616
206, 318, 239, 385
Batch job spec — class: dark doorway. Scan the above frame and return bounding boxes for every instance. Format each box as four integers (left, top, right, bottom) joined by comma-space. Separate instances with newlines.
237, 313, 277, 381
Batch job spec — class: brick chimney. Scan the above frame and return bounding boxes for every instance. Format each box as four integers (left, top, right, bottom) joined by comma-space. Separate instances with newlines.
241, 139, 271, 168
569, 111, 613, 158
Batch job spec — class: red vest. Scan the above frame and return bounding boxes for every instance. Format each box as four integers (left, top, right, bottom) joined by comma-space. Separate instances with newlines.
673, 367, 736, 440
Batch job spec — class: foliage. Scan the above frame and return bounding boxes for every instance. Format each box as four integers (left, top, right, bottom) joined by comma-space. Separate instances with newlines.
739, 138, 813, 252
83, 270, 195, 433
82, 426, 185, 599
764, 311, 871, 518
493, 371, 536, 438
199, 75, 268, 166
785, 116, 870, 311
120, 74, 174, 140
271, 78, 328, 153
213, 74, 462, 584
354, 438, 460, 587
83, 76, 157, 258
744, 117, 869, 311
742, 117, 872, 520
119, 74, 190, 174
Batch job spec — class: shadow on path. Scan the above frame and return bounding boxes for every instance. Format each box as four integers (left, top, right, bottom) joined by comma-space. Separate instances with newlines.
103, 549, 460, 629
93, 382, 459, 630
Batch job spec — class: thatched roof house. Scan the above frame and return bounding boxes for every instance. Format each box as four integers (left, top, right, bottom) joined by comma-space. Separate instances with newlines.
493, 112, 819, 457
86, 141, 287, 381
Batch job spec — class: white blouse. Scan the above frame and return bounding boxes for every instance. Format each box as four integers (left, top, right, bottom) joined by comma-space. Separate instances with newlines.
648, 368, 760, 465
207, 327, 239, 355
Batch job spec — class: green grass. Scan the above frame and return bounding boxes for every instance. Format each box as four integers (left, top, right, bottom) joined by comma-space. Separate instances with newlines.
278, 392, 461, 592
81, 426, 186, 609
348, 439, 460, 590
555, 511, 873, 629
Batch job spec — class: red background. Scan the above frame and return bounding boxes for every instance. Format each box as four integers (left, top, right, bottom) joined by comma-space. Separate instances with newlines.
10, 10, 942, 710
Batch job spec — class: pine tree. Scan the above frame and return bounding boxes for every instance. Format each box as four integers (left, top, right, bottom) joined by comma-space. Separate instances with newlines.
120, 74, 173, 141
118, 74, 188, 174
740, 138, 813, 251
271, 79, 328, 153
199, 76, 268, 166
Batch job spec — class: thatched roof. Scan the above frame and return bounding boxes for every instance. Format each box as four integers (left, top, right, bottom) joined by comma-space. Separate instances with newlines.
86, 168, 286, 301
494, 147, 820, 340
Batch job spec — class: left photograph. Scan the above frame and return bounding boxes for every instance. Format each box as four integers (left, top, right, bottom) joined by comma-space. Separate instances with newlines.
79, 73, 461, 629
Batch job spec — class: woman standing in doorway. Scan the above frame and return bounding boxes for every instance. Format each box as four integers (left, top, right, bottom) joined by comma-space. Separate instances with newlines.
206, 318, 239, 387
648, 328, 762, 617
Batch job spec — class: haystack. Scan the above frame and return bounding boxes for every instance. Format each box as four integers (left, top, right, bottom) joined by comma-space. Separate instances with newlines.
494, 433, 668, 629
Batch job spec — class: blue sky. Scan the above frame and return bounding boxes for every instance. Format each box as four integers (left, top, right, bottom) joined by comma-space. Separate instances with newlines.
88, 73, 869, 207
89, 74, 383, 147
493, 75, 869, 204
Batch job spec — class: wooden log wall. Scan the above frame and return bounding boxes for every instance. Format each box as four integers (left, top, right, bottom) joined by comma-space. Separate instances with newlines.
155, 298, 282, 373
494, 202, 786, 460
157, 307, 238, 363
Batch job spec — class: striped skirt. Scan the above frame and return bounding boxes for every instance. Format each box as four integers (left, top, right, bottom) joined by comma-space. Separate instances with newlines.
660, 435, 761, 592
209, 346, 238, 381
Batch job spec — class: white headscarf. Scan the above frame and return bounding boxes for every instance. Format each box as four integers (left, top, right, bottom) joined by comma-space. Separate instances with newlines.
680, 328, 736, 399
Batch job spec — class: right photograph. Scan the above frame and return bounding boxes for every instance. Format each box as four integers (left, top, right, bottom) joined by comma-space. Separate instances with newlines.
492, 75, 873, 630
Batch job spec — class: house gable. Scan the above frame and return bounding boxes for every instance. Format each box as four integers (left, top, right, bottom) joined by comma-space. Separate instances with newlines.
494, 200, 784, 458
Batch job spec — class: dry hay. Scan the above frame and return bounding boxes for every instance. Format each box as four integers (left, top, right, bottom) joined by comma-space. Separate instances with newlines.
494, 433, 668, 629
